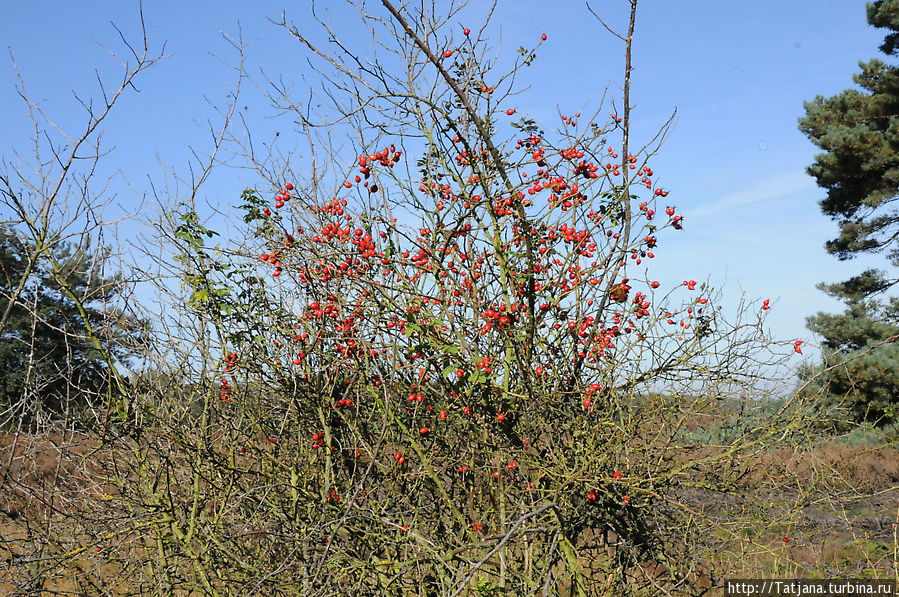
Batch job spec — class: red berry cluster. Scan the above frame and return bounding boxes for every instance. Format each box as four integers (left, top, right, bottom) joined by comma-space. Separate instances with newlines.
638, 202, 655, 221
586, 471, 625, 502
219, 378, 233, 402
311, 432, 325, 450
480, 304, 519, 334
631, 291, 651, 319
220, 352, 238, 402
476, 357, 492, 373
492, 192, 525, 216
583, 383, 603, 410
261, 181, 295, 218
343, 146, 402, 193
259, 250, 283, 277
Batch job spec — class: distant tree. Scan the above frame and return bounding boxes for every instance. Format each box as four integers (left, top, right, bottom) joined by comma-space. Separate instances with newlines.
802, 279, 899, 425
0, 226, 142, 428
798, 0, 899, 426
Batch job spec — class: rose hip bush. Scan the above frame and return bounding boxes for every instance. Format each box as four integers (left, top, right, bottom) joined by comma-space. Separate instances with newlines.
111, 2, 805, 595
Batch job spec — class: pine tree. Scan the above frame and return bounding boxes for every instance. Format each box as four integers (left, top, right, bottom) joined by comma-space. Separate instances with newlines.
0, 226, 143, 428
798, 0, 899, 426
802, 278, 899, 425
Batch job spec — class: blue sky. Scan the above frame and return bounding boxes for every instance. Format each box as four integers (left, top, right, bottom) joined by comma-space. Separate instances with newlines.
0, 0, 891, 366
